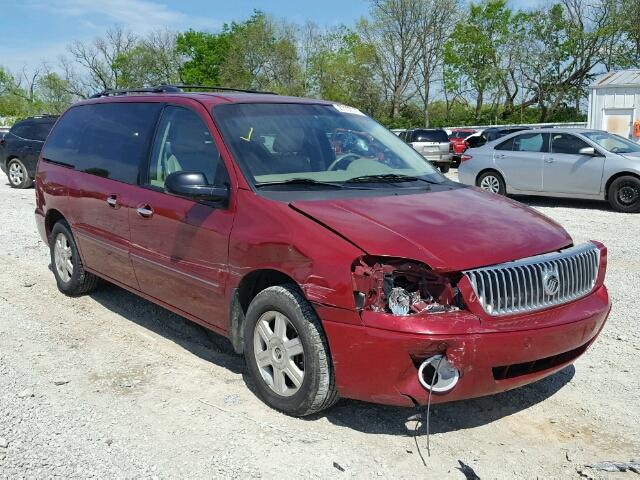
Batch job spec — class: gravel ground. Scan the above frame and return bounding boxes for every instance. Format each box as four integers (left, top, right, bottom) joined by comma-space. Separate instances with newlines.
0, 173, 638, 479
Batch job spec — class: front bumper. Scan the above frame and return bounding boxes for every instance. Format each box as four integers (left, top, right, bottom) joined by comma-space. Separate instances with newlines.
316, 285, 610, 407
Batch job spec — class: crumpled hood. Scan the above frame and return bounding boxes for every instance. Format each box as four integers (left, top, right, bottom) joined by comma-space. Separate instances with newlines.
291, 186, 572, 272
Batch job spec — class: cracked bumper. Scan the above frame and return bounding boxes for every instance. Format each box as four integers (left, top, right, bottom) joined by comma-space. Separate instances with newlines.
316, 285, 610, 407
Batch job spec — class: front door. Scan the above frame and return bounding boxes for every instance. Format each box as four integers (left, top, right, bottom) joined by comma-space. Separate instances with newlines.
128, 104, 234, 329
543, 132, 605, 195
494, 132, 548, 191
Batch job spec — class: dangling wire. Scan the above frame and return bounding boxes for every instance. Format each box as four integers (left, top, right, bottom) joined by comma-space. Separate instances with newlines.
426, 355, 444, 457
414, 355, 445, 465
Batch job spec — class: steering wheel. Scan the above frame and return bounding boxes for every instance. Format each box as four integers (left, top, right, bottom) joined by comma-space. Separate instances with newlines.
328, 154, 361, 171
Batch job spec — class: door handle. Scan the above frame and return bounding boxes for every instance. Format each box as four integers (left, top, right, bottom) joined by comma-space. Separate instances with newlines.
545, 158, 555, 163
136, 205, 154, 218
106, 195, 118, 207
496, 154, 505, 159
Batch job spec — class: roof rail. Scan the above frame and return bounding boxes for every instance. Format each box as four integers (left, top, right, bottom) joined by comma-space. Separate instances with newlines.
89, 85, 183, 98
173, 85, 278, 95
89, 84, 278, 99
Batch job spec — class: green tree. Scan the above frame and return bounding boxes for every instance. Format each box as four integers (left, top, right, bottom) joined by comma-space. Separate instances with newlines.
220, 12, 302, 94
35, 72, 76, 114
176, 29, 231, 85
443, 0, 515, 122
520, 0, 631, 121
305, 27, 383, 116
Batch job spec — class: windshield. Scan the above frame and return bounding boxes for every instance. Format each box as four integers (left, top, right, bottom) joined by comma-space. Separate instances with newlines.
582, 131, 640, 154
212, 103, 442, 188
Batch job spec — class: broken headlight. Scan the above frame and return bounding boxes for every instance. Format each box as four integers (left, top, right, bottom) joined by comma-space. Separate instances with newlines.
351, 256, 463, 315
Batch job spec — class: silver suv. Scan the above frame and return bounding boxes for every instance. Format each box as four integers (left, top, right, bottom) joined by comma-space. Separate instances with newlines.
400, 128, 453, 173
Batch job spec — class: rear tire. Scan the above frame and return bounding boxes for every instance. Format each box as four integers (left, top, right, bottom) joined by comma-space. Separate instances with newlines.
7, 158, 32, 189
439, 164, 450, 174
477, 170, 506, 195
244, 284, 338, 416
608, 175, 640, 213
50, 221, 99, 296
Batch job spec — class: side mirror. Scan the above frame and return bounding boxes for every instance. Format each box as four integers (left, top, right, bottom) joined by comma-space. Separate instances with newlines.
165, 171, 229, 204
579, 146, 597, 156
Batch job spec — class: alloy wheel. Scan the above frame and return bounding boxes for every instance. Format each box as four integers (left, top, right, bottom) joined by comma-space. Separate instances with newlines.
253, 310, 305, 397
480, 175, 500, 193
53, 233, 74, 283
8, 161, 24, 186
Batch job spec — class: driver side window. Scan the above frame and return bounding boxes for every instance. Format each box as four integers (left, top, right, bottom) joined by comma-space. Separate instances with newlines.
147, 106, 226, 188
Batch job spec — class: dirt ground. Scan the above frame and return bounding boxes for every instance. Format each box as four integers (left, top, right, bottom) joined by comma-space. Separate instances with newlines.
0, 174, 638, 479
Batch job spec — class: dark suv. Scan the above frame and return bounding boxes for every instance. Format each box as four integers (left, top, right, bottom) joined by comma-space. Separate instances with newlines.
35, 87, 609, 416
1, 115, 58, 188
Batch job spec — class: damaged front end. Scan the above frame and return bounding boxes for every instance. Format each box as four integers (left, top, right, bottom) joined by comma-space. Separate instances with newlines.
351, 256, 464, 315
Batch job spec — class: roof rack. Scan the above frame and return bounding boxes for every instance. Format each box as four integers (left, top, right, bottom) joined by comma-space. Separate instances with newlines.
89, 85, 182, 98
174, 85, 278, 95
89, 84, 277, 98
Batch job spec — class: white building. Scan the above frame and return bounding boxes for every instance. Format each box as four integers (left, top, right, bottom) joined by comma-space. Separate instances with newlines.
587, 69, 640, 142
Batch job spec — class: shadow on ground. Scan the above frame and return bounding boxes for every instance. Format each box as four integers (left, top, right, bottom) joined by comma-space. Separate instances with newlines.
80, 278, 574, 436
88, 280, 244, 375
316, 365, 574, 435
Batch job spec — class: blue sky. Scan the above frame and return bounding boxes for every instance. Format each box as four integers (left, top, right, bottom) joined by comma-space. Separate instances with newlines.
0, 0, 540, 73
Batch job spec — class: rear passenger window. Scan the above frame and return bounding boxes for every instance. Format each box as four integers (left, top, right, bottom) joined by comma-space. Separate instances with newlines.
146, 106, 226, 188
495, 137, 514, 151
43, 103, 162, 183
31, 122, 55, 141
513, 133, 548, 153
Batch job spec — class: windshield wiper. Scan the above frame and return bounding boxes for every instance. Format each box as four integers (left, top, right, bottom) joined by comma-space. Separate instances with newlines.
255, 178, 370, 190
345, 173, 436, 185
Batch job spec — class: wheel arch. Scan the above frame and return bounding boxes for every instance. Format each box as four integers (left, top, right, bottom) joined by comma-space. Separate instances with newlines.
5, 155, 19, 169
476, 167, 504, 185
44, 209, 67, 241
229, 268, 300, 354
604, 171, 640, 199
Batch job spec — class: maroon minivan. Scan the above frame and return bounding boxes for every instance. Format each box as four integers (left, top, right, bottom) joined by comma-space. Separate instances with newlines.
35, 86, 610, 416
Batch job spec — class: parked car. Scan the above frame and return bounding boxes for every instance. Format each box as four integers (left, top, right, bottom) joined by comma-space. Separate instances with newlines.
465, 126, 531, 149
399, 128, 453, 172
0, 115, 58, 188
449, 128, 477, 166
458, 128, 640, 212
35, 88, 610, 416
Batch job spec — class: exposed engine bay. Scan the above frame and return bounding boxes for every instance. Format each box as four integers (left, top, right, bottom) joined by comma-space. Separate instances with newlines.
351, 256, 462, 315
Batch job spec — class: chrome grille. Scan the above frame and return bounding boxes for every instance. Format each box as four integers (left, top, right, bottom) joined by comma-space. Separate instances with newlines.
463, 242, 600, 316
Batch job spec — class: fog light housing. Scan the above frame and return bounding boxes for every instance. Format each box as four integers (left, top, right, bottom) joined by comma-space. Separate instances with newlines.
418, 355, 459, 393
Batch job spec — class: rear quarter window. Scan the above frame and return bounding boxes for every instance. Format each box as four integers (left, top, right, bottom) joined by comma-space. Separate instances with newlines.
10, 122, 32, 139
42, 103, 162, 183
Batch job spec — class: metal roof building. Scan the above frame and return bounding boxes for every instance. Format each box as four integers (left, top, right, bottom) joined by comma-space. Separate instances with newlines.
588, 69, 640, 141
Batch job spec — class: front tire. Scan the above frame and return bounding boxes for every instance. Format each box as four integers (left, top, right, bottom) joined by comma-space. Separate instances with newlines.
244, 285, 338, 416
50, 221, 99, 296
608, 175, 640, 213
477, 170, 506, 195
7, 158, 33, 189
439, 163, 451, 174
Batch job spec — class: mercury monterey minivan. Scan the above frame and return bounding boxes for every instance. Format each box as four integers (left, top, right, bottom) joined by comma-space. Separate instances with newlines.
35, 86, 611, 416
